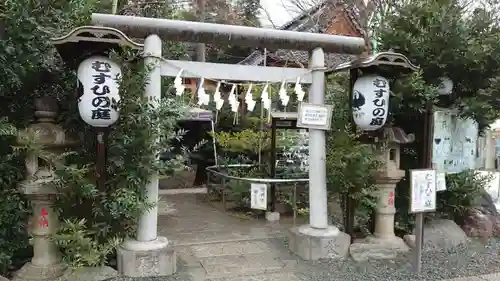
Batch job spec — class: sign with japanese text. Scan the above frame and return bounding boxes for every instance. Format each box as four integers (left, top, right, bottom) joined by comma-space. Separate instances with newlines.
352, 75, 390, 131
250, 183, 268, 210
77, 56, 121, 127
410, 169, 437, 213
297, 102, 333, 130
432, 109, 478, 173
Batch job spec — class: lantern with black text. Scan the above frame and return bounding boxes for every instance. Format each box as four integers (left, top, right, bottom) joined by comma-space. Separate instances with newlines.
77, 56, 121, 127
352, 75, 390, 131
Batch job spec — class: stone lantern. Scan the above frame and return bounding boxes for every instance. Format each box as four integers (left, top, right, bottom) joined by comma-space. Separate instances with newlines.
349, 126, 415, 261
12, 97, 78, 281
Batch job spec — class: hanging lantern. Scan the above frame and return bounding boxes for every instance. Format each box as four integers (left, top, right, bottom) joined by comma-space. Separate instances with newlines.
352, 74, 390, 131
437, 77, 453, 96
77, 55, 122, 127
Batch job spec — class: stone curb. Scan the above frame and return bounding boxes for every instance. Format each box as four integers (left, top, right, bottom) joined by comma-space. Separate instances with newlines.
444, 272, 500, 281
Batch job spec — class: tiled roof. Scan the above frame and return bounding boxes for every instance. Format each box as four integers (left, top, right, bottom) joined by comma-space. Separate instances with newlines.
238, 0, 372, 68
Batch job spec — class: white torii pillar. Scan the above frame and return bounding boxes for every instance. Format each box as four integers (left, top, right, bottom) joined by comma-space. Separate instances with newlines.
117, 34, 176, 277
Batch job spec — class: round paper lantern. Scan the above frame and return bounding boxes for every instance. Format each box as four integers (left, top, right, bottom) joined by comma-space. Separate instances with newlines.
77, 56, 121, 127
352, 74, 390, 131
437, 77, 453, 96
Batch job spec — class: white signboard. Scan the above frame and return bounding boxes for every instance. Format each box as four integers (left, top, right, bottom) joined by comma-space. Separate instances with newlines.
436, 172, 447, 191
410, 169, 437, 213
297, 102, 333, 130
250, 183, 267, 210
432, 108, 478, 173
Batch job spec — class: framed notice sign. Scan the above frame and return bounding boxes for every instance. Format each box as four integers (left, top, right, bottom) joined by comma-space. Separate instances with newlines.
297, 102, 333, 130
250, 183, 267, 210
410, 169, 437, 213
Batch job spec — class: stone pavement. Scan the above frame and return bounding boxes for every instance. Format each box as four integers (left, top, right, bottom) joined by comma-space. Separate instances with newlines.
158, 194, 306, 281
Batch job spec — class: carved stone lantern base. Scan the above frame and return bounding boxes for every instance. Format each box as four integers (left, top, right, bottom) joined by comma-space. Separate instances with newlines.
12, 182, 67, 281
12, 262, 68, 281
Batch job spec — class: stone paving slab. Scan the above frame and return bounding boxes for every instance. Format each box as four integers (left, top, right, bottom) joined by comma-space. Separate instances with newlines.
190, 241, 272, 258
205, 272, 300, 281
200, 255, 285, 278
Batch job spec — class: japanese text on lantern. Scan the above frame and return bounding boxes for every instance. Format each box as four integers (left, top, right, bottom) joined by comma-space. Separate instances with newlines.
388, 191, 394, 206
370, 78, 387, 127
38, 208, 48, 228
90, 61, 113, 120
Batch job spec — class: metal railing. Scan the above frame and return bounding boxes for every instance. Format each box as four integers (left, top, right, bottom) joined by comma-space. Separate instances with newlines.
205, 164, 309, 225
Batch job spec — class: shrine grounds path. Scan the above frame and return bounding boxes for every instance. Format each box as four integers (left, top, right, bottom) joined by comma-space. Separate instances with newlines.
109, 194, 500, 281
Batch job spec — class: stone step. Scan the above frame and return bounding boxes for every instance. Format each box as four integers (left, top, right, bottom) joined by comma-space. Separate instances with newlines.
199, 254, 294, 279
177, 240, 299, 280
205, 272, 301, 281
162, 225, 287, 246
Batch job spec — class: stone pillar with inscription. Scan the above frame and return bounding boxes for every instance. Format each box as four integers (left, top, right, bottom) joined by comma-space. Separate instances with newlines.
12, 97, 78, 281
348, 127, 414, 262
117, 34, 177, 277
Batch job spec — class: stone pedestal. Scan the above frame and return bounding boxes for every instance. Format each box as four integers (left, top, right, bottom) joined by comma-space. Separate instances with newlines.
117, 237, 176, 277
288, 225, 350, 260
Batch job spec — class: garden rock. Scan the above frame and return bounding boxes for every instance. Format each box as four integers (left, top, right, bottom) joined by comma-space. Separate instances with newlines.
408, 219, 468, 251
0, 276, 8, 281
460, 191, 500, 241
349, 236, 409, 262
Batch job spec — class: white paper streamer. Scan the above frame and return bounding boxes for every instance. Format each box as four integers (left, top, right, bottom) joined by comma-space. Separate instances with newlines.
228, 84, 237, 107
244, 84, 256, 112
174, 69, 185, 96
278, 80, 289, 106
247, 99, 256, 112
231, 101, 240, 113
216, 99, 225, 110
294, 77, 305, 101
261, 84, 271, 110
213, 81, 222, 103
196, 78, 210, 106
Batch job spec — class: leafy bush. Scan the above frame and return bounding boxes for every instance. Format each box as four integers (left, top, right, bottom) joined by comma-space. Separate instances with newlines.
436, 170, 490, 221
0, 120, 30, 275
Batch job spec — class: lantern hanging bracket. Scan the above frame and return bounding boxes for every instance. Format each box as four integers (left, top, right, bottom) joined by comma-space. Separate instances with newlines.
330, 51, 419, 74
51, 26, 144, 69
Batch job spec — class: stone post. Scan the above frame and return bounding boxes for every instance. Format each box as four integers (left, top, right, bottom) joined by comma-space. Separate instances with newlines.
117, 34, 176, 277
12, 97, 76, 281
349, 127, 414, 262
288, 47, 351, 261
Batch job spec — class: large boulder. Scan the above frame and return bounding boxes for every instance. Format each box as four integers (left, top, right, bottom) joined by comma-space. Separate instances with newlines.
460, 191, 500, 241
405, 219, 468, 251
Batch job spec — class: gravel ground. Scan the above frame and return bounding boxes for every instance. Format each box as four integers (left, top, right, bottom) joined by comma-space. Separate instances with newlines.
103, 237, 500, 281
295, 238, 500, 281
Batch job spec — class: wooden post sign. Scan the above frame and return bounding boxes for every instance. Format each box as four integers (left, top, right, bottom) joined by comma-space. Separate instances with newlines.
409, 169, 437, 273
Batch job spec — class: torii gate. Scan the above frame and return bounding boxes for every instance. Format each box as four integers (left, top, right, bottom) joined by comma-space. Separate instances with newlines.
53, 13, 367, 277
